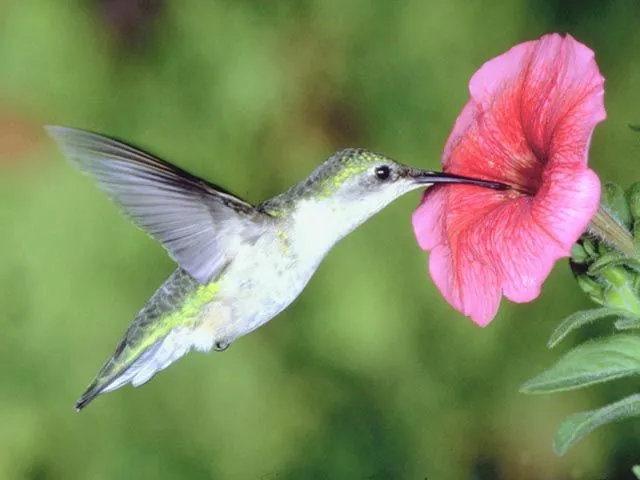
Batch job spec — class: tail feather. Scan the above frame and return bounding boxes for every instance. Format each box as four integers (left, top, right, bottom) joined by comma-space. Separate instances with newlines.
75, 384, 102, 412
74, 327, 212, 411
75, 339, 163, 411
73, 269, 224, 411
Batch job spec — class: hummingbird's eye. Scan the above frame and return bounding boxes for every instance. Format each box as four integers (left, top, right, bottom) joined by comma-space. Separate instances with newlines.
375, 165, 391, 180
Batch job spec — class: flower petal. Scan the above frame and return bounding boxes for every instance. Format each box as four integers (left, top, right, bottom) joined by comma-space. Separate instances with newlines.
415, 187, 511, 326
468, 40, 535, 111
519, 35, 606, 165
442, 102, 477, 167
442, 83, 543, 192
428, 241, 501, 327
533, 167, 602, 250
440, 38, 541, 185
412, 186, 447, 251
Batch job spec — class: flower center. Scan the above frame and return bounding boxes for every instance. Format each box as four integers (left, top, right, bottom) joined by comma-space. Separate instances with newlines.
503, 152, 544, 196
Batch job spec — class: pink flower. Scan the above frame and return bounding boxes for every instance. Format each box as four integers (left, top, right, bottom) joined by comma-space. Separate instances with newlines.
412, 34, 605, 326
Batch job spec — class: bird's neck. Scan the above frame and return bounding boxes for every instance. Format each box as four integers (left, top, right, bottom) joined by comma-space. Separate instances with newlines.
286, 197, 373, 263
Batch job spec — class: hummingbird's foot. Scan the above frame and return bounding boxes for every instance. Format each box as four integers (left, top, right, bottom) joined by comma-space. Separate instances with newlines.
213, 340, 230, 352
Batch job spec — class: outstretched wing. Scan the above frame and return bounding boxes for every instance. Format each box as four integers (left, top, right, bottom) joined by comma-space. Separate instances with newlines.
46, 126, 266, 283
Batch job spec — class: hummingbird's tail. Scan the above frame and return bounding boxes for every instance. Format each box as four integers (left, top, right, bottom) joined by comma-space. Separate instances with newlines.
75, 325, 215, 411
74, 270, 225, 411
75, 337, 175, 411
74, 338, 169, 411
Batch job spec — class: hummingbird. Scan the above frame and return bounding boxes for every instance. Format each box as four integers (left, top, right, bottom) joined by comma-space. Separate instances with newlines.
46, 126, 507, 411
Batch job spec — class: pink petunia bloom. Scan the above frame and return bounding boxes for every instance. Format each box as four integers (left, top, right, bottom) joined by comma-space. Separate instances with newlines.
412, 34, 605, 326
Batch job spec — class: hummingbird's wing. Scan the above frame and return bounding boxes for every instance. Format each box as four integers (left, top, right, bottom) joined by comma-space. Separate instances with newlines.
46, 126, 266, 284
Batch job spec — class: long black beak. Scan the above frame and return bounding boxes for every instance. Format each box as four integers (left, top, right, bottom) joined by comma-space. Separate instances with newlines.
408, 169, 509, 191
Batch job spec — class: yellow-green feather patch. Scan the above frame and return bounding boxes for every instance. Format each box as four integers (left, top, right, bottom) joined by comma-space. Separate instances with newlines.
101, 281, 221, 382
319, 159, 372, 198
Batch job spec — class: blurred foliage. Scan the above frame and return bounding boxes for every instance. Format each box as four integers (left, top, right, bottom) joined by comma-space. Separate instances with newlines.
1, 0, 640, 479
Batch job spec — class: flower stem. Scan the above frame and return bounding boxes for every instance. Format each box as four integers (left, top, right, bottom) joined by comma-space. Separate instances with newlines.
589, 206, 637, 258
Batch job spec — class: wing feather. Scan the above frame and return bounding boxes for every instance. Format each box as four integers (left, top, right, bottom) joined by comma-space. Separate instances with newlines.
46, 126, 265, 283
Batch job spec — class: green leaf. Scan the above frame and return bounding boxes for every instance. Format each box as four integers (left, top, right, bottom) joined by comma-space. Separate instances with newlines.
574, 274, 606, 305
554, 394, 640, 455
587, 252, 640, 276
548, 307, 628, 348
520, 335, 640, 394
614, 316, 640, 330
582, 238, 598, 257
633, 465, 640, 479
570, 243, 590, 264
629, 124, 640, 132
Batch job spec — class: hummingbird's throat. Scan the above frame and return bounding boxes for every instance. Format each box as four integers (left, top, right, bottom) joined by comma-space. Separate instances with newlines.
289, 197, 371, 260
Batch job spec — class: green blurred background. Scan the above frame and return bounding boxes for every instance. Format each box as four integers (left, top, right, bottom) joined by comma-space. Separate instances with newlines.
2, 1, 640, 479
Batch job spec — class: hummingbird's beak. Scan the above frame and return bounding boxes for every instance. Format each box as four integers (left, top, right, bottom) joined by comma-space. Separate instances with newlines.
407, 169, 509, 191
